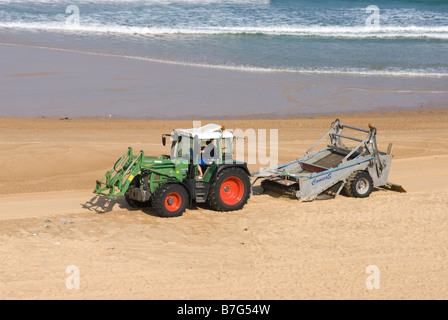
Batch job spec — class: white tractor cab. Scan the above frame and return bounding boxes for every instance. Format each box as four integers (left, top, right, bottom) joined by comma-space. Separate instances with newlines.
164, 123, 238, 170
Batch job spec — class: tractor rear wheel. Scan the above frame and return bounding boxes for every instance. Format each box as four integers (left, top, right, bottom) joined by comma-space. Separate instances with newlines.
152, 183, 189, 218
207, 167, 251, 211
344, 171, 373, 198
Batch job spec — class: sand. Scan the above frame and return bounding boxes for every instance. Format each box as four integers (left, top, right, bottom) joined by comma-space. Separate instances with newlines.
1, 111, 448, 300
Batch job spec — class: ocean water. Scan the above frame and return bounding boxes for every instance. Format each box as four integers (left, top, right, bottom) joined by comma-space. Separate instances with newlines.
1, 0, 448, 77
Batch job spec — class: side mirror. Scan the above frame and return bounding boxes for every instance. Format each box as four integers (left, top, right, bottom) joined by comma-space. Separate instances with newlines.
162, 136, 166, 146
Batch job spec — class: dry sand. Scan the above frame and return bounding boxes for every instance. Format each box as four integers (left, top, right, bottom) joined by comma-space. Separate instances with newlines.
1, 111, 447, 299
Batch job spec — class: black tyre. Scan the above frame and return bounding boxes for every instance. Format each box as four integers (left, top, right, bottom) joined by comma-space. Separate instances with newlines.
207, 167, 251, 211
344, 171, 373, 198
152, 183, 189, 218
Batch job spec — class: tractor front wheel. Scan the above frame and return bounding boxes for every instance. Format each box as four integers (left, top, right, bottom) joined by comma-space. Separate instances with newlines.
207, 167, 251, 211
152, 184, 189, 218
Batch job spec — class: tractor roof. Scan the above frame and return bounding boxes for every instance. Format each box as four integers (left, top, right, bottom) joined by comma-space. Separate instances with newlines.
174, 123, 234, 140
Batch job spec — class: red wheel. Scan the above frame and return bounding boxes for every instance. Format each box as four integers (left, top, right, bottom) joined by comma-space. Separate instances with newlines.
153, 184, 189, 218
165, 192, 182, 212
208, 167, 251, 212
220, 177, 245, 206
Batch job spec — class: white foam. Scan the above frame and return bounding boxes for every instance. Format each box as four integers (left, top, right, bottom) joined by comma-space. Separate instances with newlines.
2, 21, 448, 39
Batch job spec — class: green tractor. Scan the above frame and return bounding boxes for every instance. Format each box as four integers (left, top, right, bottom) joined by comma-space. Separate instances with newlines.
93, 124, 251, 217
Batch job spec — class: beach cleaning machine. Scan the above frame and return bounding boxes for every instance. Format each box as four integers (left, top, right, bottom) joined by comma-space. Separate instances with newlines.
252, 119, 406, 201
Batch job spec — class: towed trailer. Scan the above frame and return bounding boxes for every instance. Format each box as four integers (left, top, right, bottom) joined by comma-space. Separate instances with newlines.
252, 119, 405, 201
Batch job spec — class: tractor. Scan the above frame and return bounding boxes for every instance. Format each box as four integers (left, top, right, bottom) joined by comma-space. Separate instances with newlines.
93, 123, 251, 217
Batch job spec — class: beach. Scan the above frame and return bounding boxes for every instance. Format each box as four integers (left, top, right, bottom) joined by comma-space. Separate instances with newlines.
1, 11, 448, 299
1, 107, 448, 299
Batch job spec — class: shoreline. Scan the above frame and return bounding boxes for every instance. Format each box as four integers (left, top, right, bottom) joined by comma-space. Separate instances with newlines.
3, 41, 448, 79
1, 106, 447, 121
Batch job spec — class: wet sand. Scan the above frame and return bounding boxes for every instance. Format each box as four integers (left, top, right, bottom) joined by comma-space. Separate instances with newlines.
1, 43, 448, 119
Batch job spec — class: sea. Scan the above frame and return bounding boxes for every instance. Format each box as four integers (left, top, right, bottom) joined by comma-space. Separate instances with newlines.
1, 0, 448, 77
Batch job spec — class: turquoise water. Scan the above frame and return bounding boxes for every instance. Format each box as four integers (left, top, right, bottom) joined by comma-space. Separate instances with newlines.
1, 0, 448, 77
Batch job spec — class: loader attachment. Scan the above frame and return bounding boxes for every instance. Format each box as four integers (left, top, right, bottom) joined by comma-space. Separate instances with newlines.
93, 147, 144, 199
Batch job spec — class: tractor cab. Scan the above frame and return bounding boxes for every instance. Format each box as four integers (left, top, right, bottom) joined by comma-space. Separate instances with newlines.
163, 124, 237, 177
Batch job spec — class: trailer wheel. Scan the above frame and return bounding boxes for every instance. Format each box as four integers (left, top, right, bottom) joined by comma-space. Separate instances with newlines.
207, 167, 251, 211
152, 183, 189, 218
344, 171, 373, 198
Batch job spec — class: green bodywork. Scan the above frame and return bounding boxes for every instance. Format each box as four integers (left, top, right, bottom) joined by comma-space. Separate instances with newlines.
93, 130, 251, 217
93, 143, 219, 200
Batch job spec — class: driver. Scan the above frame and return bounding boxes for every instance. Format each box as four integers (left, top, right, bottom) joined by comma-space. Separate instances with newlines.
197, 140, 215, 179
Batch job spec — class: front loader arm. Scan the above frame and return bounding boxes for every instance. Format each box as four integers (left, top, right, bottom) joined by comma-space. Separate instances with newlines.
94, 147, 144, 199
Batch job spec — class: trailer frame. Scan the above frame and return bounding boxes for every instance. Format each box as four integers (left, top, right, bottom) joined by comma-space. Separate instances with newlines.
252, 119, 405, 201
